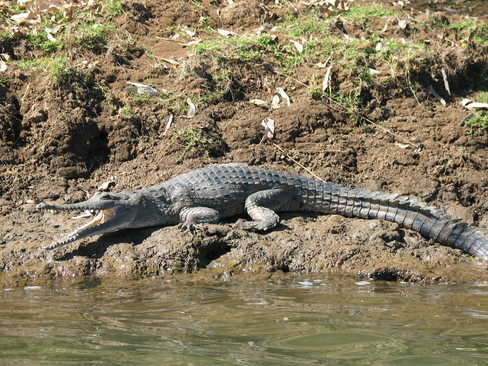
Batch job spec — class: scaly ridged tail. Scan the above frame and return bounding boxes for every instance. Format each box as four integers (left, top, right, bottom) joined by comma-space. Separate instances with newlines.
310, 183, 488, 261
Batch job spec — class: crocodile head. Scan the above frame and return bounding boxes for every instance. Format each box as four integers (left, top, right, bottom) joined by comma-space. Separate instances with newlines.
36, 191, 157, 249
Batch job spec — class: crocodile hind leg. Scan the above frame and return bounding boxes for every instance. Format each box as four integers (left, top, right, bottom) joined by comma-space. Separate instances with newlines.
234, 188, 295, 231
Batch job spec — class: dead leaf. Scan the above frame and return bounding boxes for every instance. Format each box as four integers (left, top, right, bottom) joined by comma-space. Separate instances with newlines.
461, 99, 488, 110
276, 87, 291, 106
0, 61, 6, 72
46, 32, 56, 42
322, 65, 332, 91
441, 68, 451, 96
186, 98, 196, 118
398, 19, 409, 30
260, 118, 275, 143
98, 177, 116, 191
11, 12, 38, 24
270, 95, 280, 109
290, 40, 304, 53
249, 99, 269, 107
395, 143, 410, 149
356, 43, 373, 50
162, 114, 173, 136
11, 28, 25, 39
45, 24, 63, 34
127, 82, 160, 95
217, 28, 238, 37
80, 60, 98, 69
158, 57, 180, 66
184, 39, 202, 47
429, 85, 446, 105
181, 27, 196, 37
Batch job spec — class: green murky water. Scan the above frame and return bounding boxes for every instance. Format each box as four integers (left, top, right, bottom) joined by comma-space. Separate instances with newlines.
1, 275, 488, 365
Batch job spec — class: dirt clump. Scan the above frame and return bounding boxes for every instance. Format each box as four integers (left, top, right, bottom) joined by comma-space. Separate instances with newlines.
0, 0, 488, 285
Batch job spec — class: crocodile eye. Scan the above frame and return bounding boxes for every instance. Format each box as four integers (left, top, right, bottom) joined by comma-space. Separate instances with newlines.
99, 193, 114, 200
99, 193, 130, 201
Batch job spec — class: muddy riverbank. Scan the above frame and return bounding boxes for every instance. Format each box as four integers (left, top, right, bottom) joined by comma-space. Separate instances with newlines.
1, 0, 488, 285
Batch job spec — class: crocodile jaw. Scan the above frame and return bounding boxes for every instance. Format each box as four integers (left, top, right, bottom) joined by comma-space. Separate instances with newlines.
36, 191, 142, 249
43, 208, 117, 249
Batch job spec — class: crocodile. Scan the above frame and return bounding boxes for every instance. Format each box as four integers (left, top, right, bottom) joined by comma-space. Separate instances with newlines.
36, 163, 488, 261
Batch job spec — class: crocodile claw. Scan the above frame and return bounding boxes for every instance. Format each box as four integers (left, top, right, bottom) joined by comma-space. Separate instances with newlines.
178, 222, 198, 234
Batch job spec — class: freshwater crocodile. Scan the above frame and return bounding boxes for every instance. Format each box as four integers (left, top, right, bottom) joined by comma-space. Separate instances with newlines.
36, 163, 488, 261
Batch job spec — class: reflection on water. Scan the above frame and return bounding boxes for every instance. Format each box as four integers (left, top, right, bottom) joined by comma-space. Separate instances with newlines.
1, 275, 488, 365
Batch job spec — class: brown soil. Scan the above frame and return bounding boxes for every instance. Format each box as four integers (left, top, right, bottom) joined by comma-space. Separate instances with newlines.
1, 0, 488, 286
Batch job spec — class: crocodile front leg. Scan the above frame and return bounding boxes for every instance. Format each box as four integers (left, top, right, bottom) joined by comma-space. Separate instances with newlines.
178, 206, 221, 231
235, 188, 295, 231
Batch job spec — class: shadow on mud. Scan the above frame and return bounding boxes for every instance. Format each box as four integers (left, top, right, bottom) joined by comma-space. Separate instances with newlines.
53, 226, 162, 261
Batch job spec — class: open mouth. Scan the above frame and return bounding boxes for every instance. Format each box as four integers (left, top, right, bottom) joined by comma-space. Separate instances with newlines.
37, 203, 117, 249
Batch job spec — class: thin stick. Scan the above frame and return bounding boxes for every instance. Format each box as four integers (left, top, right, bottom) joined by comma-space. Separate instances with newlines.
272, 142, 326, 182
274, 70, 421, 150
323, 94, 422, 149
406, 73, 421, 105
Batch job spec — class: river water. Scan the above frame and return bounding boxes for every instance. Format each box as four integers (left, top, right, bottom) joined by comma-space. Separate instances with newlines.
2, 0, 487, 363
1, 274, 487, 365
